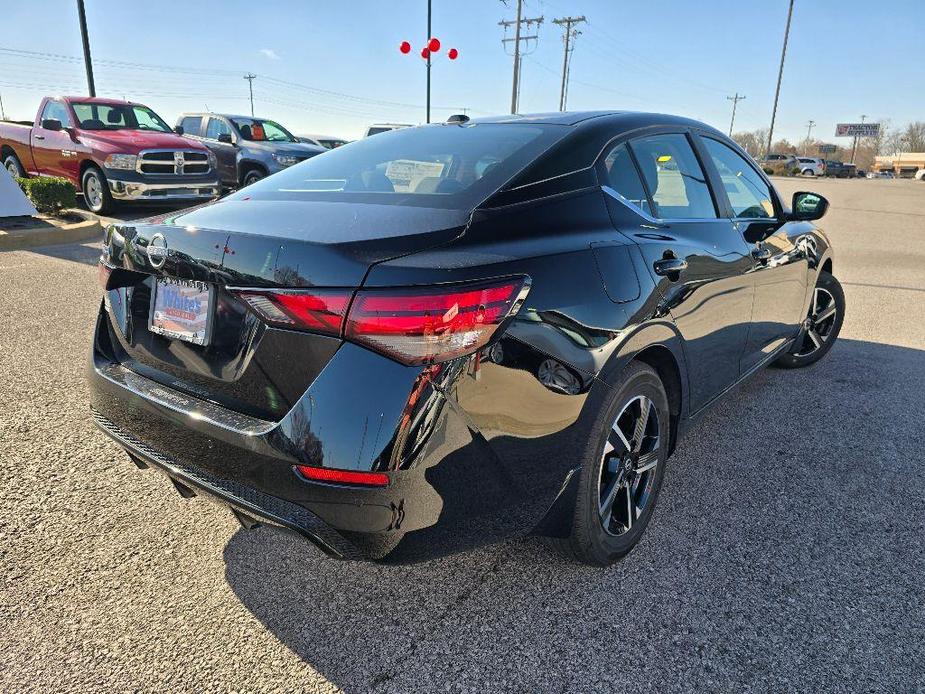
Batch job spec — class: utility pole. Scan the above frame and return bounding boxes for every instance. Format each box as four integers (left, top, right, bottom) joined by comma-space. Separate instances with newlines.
426, 0, 432, 123
76, 0, 96, 96
851, 114, 866, 164
553, 16, 586, 111
500, 1, 543, 114
726, 93, 745, 136
766, 0, 794, 156
243, 73, 256, 117
0, 90, 6, 120
804, 119, 815, 154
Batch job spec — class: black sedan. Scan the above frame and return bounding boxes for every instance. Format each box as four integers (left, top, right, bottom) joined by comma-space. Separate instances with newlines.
90, 111, 844, 565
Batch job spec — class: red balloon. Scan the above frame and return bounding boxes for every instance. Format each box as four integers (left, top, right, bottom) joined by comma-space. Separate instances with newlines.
399, 40, 411, 54
428, 37, 441, 53
448, 48, 459, 60
421, 47, 431, 59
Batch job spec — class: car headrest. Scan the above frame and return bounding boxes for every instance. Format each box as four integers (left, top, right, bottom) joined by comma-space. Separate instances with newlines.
239, 124, 252, 140
106, 110, 123, 124
81, 119, 105, 130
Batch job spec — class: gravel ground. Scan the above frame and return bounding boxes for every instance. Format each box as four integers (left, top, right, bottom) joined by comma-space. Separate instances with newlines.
2, 178, 923, 693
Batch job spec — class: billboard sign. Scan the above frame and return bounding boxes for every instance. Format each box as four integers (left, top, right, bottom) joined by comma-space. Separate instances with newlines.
835, 123, 880, 137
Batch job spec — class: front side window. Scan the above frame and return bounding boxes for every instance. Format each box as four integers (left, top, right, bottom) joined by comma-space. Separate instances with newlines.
602, 143, 652, 216
628, 133, 716, 219
234, 122, 569, 209
205, 117, 232, 141
71, 103, 171, 132
703, 137, 774, 219
230, 118, 296, 142
40, 100, 71, 127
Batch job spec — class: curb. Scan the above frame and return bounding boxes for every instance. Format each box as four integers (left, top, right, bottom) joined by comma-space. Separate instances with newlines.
0, 216, 102, 251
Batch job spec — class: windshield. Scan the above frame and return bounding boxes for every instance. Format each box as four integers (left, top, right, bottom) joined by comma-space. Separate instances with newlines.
232, 122, 569, 210
71, 103, 171, 132
231, 118, 296, 142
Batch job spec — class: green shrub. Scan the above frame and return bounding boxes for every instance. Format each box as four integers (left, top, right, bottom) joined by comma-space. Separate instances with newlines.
762, 167, 774, 175
16, 176, 76, 214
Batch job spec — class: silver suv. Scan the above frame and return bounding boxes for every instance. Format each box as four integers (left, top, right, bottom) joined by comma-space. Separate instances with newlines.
176, 113, 325, 188
797, 157, 825, 176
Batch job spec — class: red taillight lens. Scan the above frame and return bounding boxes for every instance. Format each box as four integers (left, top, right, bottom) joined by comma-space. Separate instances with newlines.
294, 464, 389, 487
233, 289, 351, 336
98, 261, 113, 290
345, 277, 528, 365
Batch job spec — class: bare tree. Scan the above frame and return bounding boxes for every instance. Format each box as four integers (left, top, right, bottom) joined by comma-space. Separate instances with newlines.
902, 121, 925, 152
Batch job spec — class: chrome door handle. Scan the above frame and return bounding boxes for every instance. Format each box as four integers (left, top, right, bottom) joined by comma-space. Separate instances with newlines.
34, 135, 45, 140
653, 258, 688, 277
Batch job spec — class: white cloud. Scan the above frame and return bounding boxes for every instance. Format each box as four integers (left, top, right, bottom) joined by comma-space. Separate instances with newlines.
259, 48, 281, 60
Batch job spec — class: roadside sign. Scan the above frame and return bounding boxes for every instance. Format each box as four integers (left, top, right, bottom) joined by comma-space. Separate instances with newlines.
818, 144, 837, 154
835, 123, 880, 137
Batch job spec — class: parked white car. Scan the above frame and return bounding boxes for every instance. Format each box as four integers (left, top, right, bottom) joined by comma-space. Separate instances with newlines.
297, 134, 350, 149
914, 168, 925, 180
364, 123, 412, 137
867, 171, 894, 179
796, 157, 825, 176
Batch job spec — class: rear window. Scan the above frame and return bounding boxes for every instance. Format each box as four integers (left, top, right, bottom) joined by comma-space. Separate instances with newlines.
236, 123, 569, 209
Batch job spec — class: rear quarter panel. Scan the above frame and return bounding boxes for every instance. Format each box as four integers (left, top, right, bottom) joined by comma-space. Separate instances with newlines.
0, 121, 38, 173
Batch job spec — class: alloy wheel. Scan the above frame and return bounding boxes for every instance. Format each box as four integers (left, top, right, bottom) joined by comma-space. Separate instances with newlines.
85, 174, 103, 210
537, 359, 581, 395
5, 159, 21, 178
793, 286, 837, 357
598, 395, 660, 536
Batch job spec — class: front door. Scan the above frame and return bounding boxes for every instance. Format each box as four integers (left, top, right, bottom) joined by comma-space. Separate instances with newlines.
603, 132, 754, 413
31, 99, 78, 180
695, 135, 808, 373
204, 117, 238, 186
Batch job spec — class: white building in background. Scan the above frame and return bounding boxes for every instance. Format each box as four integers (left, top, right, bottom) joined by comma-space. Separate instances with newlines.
0, 167, 36, 217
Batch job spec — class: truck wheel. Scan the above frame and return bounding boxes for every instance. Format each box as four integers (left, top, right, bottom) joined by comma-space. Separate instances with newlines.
242, 169, 264, 187
3, 153, 25, 179
82, 166, 114, 215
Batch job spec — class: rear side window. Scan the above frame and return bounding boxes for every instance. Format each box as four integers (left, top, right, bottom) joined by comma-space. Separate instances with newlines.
40, 100, 71, 127
602, 143, 653, 216
702, 137, 774, 219
180, 116, 202, 137
205, 117, 232, 140
628, 134, 716, 219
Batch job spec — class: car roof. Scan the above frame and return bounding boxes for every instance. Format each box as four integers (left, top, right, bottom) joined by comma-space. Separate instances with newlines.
468, 111, 721, 133
62, 96, 139, 105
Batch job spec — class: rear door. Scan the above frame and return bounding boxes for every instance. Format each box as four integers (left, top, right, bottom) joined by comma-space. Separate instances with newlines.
203, 116, 238, 185
602, 131, 754, 413
696, 135, 808, 371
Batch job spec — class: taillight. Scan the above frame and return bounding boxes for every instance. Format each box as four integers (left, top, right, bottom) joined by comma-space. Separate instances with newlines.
232, 289, 351, 336
294, 464, 389, 487
98, 261, 113, 290
345, 277, 529, 365
233, 276, 529, 365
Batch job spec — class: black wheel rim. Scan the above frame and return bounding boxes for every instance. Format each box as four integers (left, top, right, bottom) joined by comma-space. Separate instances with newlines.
794, 286, 837, 357
599, 395, 660, 536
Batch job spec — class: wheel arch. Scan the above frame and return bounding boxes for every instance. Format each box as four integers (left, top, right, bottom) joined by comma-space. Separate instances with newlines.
78, 159, 102, 192
239, 159, 268, 184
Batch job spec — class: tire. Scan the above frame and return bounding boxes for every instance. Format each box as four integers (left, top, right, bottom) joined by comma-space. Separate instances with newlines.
242, 168, 264, 187
547, 361, 670, 566
82, 165, 114, 215
774, 270, 845, 369
802, 169, 815, 177
3, 153, 25, 179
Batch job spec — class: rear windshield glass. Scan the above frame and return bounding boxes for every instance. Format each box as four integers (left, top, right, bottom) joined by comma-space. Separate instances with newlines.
234, 123, 569, 209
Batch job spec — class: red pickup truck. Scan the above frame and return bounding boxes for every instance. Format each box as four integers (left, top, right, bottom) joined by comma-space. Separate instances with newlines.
0, 96, 220, 214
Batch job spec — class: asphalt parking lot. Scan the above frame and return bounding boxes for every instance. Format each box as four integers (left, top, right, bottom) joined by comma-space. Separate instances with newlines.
2, 178, 923, 693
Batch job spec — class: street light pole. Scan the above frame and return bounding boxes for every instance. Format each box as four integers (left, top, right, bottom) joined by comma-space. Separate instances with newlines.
804, 119, 815, 154
851, 114, 866, 164
76, 0, 96, 97
426, 0, 432, 124
766, 0, 794, 156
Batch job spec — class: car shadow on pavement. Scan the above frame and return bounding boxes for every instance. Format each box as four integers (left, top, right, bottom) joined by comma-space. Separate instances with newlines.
224, 337, 925, 692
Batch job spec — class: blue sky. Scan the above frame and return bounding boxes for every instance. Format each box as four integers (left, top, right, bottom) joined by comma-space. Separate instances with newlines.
1, 0, 922, 141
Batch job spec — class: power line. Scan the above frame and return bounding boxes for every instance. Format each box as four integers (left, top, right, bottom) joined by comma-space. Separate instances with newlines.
726, 93, 745, 136
243, 73, 256, 116
500, 1, 543, 114
552, 16, 586, 111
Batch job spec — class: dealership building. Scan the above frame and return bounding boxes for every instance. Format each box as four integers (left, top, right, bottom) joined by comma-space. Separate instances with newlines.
873, 152, 925, 177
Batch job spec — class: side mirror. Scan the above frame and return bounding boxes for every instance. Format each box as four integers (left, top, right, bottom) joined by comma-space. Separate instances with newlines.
789, 191, 829, 221
217, 133, 233, 144
174, 125, 184, 135
41, 118, 63, 132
